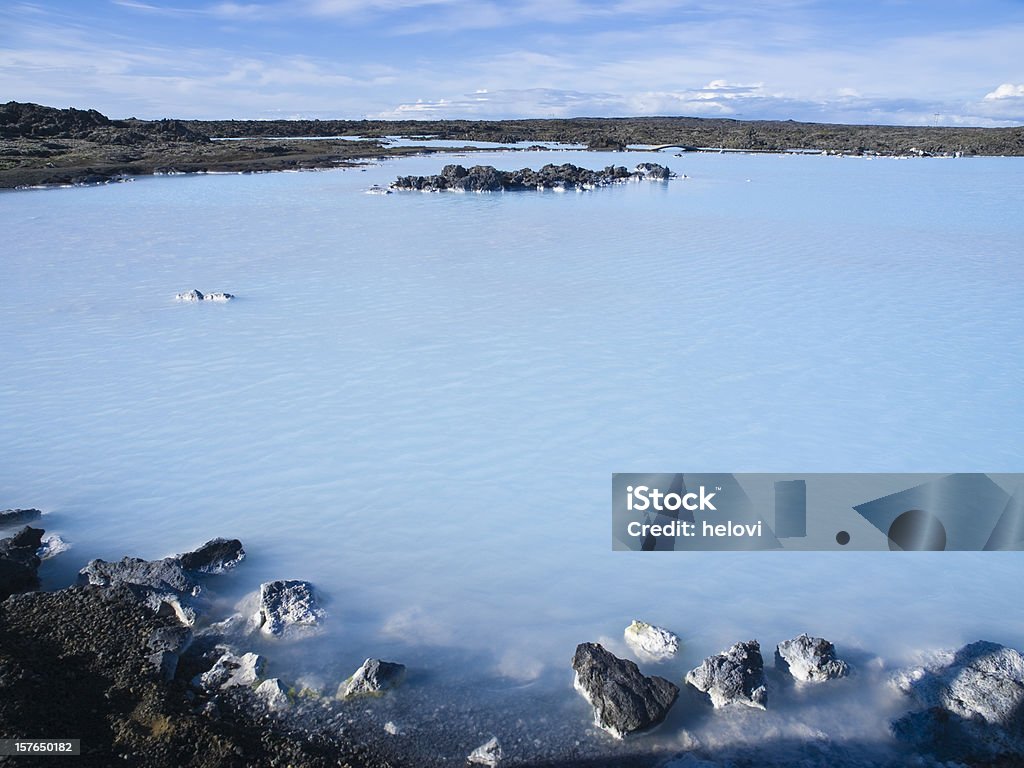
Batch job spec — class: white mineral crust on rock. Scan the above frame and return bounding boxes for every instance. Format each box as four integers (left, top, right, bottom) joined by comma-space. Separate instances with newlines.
624, 620, 680, 661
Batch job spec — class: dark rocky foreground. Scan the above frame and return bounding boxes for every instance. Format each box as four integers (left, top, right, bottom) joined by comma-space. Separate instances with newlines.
0, 586, 385, 768
3, 101, 1023, 189
4, 514, 1024, 767
1, 521, 662, 768
0, 522, 386, 767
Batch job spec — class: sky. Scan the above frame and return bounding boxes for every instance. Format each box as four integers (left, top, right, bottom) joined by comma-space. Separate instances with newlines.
1, 0, 1023, 125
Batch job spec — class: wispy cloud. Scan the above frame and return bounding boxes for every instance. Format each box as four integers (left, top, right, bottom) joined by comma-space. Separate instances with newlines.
2, 0, 1023, 124
110, 0, 204, 16
0, 8, 396, 117
374, 85, 1022, 127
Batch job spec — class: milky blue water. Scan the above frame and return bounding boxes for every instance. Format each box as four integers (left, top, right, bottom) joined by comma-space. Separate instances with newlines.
2, 150, 1023, 761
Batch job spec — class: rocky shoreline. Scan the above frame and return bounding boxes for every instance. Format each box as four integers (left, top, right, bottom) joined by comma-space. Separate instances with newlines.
3, 101, 1023, 190
4, 511, 1023, 767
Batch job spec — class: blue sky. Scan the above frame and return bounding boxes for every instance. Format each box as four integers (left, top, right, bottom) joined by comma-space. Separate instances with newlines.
2, 0, 1023, 124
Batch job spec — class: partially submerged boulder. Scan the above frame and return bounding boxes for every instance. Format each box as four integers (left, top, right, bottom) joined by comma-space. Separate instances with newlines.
193, 650, 265, 691
685, 640, 768, 710
571, 642, 679, 739
337, 658, 406, 699
634, 162, 673, 180
80, 555, 199, 596
78, 537, 245, 625
467, 736, 502, 766
891, 640, 1024, 760
775, 634, 849, 682
80, 554, 201, 624
178, 537, 244, 574
251, 580, 325, 637
624, 620, 680, 661
175, 289, 234, 303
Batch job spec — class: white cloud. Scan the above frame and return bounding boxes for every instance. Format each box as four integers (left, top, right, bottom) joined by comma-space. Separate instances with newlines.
303, 0, 461, 16
373, 84, 774, 120
985, 83, 1024, 100
0, 14, 395, 118
4, 1, 1024, 125
371, 83, 1024, 127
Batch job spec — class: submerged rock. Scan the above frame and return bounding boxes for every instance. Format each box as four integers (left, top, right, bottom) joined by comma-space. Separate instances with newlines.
891, 640, 1024, 759
686, 640, 768, 710
624, 620, 680, 661
571, 642, 679, 739
775, 634, 850, 682
337, 658, 406, 699
0, 508, 42, 527
252, 579, 325, 637
467, 736, 502, 766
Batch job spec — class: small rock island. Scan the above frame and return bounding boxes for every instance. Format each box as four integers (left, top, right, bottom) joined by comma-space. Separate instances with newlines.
392, 162, 674, 192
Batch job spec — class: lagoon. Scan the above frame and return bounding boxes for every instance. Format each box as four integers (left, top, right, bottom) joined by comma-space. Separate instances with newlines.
2, 149, 1022, 763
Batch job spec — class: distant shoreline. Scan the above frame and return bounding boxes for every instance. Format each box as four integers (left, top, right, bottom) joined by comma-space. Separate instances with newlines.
3, 101, 1023, 190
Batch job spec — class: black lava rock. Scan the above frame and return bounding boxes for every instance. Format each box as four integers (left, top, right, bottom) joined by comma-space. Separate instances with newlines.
393, 162, 672, 192
571, 642, 678, 738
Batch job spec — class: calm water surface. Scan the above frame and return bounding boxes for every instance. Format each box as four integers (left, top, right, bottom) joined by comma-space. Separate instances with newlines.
2, 150, 1022, 761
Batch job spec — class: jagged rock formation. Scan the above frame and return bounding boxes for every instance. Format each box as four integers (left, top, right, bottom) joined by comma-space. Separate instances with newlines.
467, 736, 503, 766
251, 579, 325, 637
392, 162, 673, 192
571, 642, 679, 738
686, 640, 768, 710
891, 640, 1024, 762
78, 537, 245, 625
337, 658, 407, 699
175, 289, 235, 303
775, 634, 850, 682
